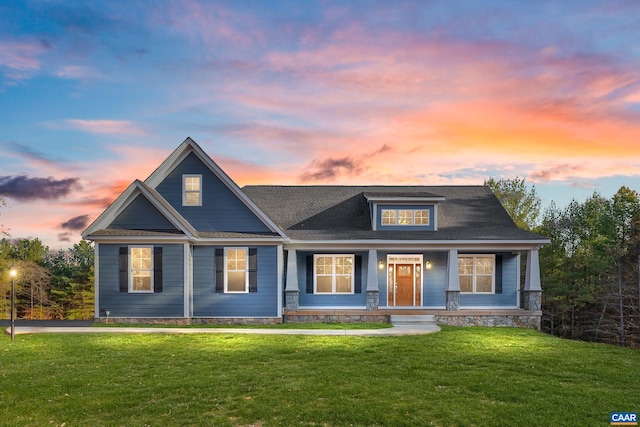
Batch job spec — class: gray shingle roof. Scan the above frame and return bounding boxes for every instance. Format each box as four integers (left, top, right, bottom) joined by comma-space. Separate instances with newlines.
242, 185, 548, 242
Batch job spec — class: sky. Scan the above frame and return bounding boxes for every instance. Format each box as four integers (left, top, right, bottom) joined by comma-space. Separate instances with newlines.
1, 0, 640, 249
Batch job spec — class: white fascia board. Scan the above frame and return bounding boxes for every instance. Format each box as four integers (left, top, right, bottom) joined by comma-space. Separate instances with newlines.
82, 180, 196, 239
144, 138, 287, 238
89, 236, 190, 245
136, 182, 196, 238
365, 196, 446, 203
284, 239, 550, 251
191, 238, 284, 245
296, 306, 368, 310
82, 181, 141, 238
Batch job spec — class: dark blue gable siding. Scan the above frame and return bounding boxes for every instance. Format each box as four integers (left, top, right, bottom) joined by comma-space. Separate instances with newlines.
155, 152, 271, 232
192, 245, 279, 317
98, 244, 184, 317
109, 194, 178, 231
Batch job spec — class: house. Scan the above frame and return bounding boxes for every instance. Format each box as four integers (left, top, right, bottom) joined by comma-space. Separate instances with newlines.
82, 138, 550, 328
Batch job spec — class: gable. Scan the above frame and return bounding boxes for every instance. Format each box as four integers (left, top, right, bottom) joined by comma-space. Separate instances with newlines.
154, 151, 273, 233
109, 194, 179, 232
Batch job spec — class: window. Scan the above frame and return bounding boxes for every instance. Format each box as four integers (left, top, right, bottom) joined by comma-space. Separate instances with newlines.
381, 208, 431, 226
382, 210, 396, 225
130, 246, 153, 292
459, 255, 494, 293
414, 210, 430, 225
183, 174, 202, 206
225, 248, 248, 293
314, 254, 354, 294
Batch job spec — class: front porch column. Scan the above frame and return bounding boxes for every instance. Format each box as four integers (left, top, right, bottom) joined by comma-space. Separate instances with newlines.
446, 249, 460, 311
523, 248, 542, 311
366, 249, 380, 311
285, 249, 299, 311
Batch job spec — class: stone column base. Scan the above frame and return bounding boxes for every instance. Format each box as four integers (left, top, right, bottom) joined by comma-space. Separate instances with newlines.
285, 290, 299, 311
366, 290, 379, 311
446, 290, 460, 311
522, 290, 542, 311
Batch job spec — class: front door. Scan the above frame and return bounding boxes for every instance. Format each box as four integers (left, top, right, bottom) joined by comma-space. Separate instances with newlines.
395, 264, 414, 306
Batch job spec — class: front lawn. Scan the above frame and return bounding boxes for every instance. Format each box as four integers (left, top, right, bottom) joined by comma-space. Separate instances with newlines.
1, 327, 638, 426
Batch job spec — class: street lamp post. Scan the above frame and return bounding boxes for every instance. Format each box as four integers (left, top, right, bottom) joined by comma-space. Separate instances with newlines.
10, 267, 17, 341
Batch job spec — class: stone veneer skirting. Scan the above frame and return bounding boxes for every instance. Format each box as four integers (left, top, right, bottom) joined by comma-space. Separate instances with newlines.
94, 310, 541, 329
94, 317, 283, 325
284, 309, 542, 330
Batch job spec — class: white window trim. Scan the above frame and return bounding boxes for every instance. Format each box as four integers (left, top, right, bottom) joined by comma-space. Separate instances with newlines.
380, 208, 431, 226
224, 247, 249, 293
129, 245, 154, 293
459, 254, 495, 294
182, 174, 202, 206
314, 254, 355, 294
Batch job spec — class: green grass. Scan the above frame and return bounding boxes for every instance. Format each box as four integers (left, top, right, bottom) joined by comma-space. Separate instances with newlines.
92, 322, 393, 329
1, 327, 638, 426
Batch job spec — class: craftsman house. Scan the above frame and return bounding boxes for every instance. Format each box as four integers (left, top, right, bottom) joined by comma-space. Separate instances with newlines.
83, 138, 549, 328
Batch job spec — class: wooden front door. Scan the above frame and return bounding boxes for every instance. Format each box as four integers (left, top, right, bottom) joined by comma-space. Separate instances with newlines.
395, 264, 414, 306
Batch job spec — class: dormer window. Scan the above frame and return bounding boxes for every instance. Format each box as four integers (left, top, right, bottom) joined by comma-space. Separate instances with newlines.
183, 174, 202, 206
381, 209, 430, 226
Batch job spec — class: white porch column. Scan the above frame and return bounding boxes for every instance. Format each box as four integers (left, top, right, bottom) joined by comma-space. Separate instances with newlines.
523, 248, 542, 312
446, 249, 460, 310
285, 249, 299, 311
366, 249, 380, 311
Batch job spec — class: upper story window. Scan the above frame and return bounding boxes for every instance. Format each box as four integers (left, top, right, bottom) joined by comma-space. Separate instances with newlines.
458, 255, 495, 294
381, 209, 430, 226
183, 174, 202, 206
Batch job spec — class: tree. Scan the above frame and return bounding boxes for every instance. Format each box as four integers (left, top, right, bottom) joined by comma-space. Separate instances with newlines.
485, 177, 541, 230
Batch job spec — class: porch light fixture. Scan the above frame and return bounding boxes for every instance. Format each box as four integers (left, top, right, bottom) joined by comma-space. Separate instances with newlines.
378, 260, 385, 270
10, 267, 17, 341
425, 259, 432, 270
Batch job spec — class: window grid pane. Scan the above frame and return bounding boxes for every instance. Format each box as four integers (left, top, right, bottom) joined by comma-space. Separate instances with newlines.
382, 210, 396, 225
130, 247, 152, 292
458, 255, 494, 294
226, 248, 248, 292
414, 210, 430, 225
315, 255, 354, 293
398, 210, 413, 225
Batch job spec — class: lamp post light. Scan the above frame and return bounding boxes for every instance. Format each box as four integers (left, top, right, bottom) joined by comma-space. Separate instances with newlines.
10, 267, 17, 341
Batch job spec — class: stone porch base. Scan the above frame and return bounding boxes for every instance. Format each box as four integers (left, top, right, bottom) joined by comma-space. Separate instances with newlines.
93, 317, 283, 325
284, 309, 542, 330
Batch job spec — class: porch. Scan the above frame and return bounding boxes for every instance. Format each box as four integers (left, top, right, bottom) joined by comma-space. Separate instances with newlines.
284, 308, 542, 329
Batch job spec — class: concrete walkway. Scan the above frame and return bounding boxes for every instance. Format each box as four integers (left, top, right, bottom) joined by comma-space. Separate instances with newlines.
3, 324, 440, 337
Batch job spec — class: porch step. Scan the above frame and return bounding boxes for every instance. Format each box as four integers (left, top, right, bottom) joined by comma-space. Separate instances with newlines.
390, 315, 438, 327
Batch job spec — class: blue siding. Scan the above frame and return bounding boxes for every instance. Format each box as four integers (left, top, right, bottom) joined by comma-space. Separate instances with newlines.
109, 194, 178, 230
376, 205, 435, 231
460, 253, 519, 307
98, 244, 184, 317
297, 251, 368, 307
378, 251, 446, 307
192, 245, 279, 317
155, 152, 271, 232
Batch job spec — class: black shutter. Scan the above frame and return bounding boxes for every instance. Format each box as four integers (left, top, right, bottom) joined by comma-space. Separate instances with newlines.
306, 255, 314, 293
354, 255, 362, 294
248, 248, 258, 293
215, 248, 224, 293
153, 247, 163, 293
495, 255, 503, 294
119, 247, 128, 292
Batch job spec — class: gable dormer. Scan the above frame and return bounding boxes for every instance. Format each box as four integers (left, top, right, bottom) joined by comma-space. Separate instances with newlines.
364, 192, 445, 231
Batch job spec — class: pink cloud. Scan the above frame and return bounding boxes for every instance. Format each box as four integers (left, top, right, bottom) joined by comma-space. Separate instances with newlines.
64, 119, 148, 136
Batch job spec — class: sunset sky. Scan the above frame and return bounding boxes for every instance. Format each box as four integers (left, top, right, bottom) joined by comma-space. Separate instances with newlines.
1, 1, 640, 249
